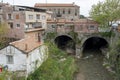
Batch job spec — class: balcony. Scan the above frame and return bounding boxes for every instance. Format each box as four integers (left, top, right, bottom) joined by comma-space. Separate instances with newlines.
56, 14, 62, 17
25, 28, 45, 32
24, 22, 43, 32
32, 22, 42, 28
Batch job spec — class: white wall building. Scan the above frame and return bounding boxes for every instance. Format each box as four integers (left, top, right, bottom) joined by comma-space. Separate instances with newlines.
0, 28, 48, 76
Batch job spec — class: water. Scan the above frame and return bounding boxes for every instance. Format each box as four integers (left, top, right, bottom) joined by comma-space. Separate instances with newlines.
74, 51, 114, 80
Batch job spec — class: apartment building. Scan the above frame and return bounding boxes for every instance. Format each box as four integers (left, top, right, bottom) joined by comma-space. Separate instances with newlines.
35, 3, 80, 20
0, 3, 13, 23
0, 3, 47, 39
10, 6, 47, 39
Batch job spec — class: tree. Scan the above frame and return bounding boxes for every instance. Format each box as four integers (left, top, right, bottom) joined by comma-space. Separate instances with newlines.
89, 0, 120, 27
0, 23, 8, 39
0, 23, 9, 49
80, 15, 86, 19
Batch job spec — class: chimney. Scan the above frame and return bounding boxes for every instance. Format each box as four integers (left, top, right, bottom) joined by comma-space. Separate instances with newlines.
25, 44, 28, 50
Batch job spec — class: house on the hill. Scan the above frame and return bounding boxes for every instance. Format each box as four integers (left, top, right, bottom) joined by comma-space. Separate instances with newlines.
35, 3, 80, 20
0, 28, 48, 76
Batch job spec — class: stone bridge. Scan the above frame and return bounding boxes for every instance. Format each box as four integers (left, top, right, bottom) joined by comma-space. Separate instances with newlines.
47, 31, 111, 58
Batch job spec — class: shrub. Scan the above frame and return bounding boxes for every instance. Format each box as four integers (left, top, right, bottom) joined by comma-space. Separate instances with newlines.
27, 42, 77, 80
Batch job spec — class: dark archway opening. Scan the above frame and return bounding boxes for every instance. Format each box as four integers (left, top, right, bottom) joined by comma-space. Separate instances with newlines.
82, 37, 108, 56
55, 35, 75, 55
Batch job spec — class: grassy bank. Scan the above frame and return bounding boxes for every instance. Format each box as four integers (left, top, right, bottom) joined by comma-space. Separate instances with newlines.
27, 42, 77, 80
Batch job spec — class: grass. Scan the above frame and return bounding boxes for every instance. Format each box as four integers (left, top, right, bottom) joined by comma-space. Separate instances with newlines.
0, 70, 26, 80
27, 42, 77, 80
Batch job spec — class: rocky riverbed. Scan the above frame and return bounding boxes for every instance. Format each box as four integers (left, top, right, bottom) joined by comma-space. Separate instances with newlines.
74, 51, 114, 80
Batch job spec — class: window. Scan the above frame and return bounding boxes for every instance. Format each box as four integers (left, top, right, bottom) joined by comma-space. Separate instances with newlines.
75, 13, 77, 16
16, 24, 20, 27
88, 25, 95, 30
75, 9, 77, 16
42, 15, 46, 20
58, 9, 60, 14
68, 9, 71, 14
16, 14, 19, 19
36, 14, 40, 19
0, 7, 2, 12
29, 15, 33, 20
8, 23, 13, 29
52, 25, 55, 28
8, 14, 12, 20
6, 55, 14, 64
54, 9, 56, 13
63, 9, 65, 14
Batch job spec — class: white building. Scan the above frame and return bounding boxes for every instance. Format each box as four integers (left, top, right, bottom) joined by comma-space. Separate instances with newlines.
0, 28, 48, 76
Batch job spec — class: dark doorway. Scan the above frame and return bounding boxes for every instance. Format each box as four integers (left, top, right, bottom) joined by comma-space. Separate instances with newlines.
55, 35, 75, 54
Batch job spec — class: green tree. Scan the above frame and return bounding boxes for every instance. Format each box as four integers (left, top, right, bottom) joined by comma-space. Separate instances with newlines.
0, 23, 9, 49
0, 23, 8, 39
80, 15, 86, 19
89, 0, 120, 27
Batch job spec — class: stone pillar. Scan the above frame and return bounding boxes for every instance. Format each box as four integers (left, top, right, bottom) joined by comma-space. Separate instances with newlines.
75, 45, 83, 58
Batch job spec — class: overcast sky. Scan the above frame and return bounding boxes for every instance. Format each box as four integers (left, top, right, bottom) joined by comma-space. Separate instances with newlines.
3, 0, 105, 17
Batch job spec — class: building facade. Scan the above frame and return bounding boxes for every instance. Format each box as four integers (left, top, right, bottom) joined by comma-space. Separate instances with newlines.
47, 19, 74, 33
74, 19, 99, 33
0, 3, 47, 39
35, 3, 80, 20
0, 28, 47, 76
47, 18, 99, 33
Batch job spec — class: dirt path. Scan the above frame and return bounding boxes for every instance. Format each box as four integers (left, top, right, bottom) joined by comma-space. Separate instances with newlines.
74, 52, 114, 80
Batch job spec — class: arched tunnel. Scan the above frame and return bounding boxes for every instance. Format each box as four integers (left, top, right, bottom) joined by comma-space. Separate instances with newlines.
82, 37, 108, 56
55, 35, 75, 54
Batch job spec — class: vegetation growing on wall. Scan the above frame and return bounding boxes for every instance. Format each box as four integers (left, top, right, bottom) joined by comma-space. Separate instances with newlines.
68, 31, 81, 45
27, 42, 77, 80
100, 31, 115, 37
107, 36, 120, 80
45, 32, 57, 41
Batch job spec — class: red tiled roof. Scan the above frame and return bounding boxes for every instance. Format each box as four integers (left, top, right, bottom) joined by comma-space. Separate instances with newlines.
10, 28, 44, 53
10, 37, 42, 53
35, 3, 79, 7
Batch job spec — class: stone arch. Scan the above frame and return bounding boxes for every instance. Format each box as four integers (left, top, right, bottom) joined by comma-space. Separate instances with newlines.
54, 35, 76, 54
81, 36, 109, 56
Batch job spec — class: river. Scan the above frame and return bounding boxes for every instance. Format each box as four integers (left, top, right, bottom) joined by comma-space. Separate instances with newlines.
74, 51, 114, 80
